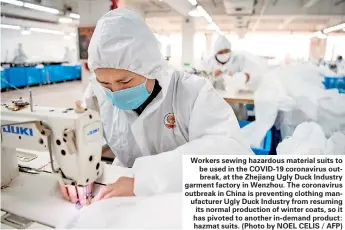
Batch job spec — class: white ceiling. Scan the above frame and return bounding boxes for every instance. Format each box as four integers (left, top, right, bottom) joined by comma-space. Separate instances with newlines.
1, 0, 344, 34
128, 0, 345, 34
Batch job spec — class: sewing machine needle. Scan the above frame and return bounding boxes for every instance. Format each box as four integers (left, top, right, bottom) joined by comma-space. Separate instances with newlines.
87, 184, 92, 205
84, 186, 88, 206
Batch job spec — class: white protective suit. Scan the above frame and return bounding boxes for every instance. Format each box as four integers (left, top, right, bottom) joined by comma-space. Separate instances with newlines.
208, 35, 268, 91
336, 58, 345, 76
241, 63, 345, 149
60, 193, 182, 228
12, 43, 28, 63
85, 8, 253, 196
62, 47, 72, 63
277, 122, 345, 155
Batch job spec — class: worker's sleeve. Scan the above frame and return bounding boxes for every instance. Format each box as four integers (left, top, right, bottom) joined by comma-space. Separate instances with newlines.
132, 81, 253, 196
81, 82, 94, 106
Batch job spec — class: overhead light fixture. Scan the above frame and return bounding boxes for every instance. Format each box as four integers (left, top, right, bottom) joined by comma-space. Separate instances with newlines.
323, 22, 345, 33
309, 31, 327, 39
188, 8, 202, 17
197, 5, 212, 23
0, 0, 24, 7
21, 29, 31, 35
309, 31, 322, 38
0, 24, 20, 30
30, 27, 63, 35
59, 17, 73, 23
24, 2, 60, 14
69, 13, 80, 19
188, 0, 197, 6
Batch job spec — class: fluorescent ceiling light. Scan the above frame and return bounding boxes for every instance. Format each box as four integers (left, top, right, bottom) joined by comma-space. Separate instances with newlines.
0, 0, 24, 6
1, 0, 61, 15
309, 31, 322, 38
24, 2, 59, 14
69, 13, 80, 19
188, 0, 197, 6
323, 23, 345, 33
59, 17, 73, 23
21, 30, 31, 35
30, 27, 63, 35
197, 5, 212, 23
309, 31, 327, 39
188, 8, 202, 17
0, 24, 20, 30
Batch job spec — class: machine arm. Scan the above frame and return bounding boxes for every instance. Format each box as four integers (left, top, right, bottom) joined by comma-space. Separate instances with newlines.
1, 99, 104, 187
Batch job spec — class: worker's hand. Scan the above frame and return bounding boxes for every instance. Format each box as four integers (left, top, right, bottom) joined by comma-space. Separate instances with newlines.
215, 69, 222, 77
94, 177, 135, 201
245, 73, 250, 83
59, 183, 94, 206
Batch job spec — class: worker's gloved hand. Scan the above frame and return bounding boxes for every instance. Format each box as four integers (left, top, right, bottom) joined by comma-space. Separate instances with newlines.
215, 69, 222, 77
94, 177, 135, 201
59, 183, 94, 205
244, 73, 250, 83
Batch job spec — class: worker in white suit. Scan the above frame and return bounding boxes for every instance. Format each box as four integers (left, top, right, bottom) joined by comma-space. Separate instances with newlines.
12, 43, 28, 64
336, 55, 344, 75
59, 8, 252, 204
62, 47, 72, 63
208, 35, 268, 91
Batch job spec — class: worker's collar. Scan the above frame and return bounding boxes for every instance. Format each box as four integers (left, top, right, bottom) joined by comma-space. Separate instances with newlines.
133, 79, 161, 116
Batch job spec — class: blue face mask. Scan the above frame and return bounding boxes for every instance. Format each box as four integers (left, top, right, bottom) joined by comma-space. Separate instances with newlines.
103, 80, 151, 110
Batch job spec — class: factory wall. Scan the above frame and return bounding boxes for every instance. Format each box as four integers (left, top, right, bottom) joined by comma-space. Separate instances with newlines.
1, 29, 78, 63
325, 36, 345, 61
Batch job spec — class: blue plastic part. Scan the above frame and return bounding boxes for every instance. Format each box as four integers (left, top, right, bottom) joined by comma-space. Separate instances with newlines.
1, 69, 9, 89
26, 67, 46, 85
7, 67, 28, 88
238, 120, 272, 155
245, 104, 254, 111
46, 65, 65, 83
1, 64, 81, 89
59, 65, 74, 80
323, 76, 345, 90
74, 65, 81, 79
45, 65, 82, 83
337, 77, 345, 93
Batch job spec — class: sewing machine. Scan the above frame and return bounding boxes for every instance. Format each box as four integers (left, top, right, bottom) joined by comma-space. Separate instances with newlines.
1, 96, 104, 189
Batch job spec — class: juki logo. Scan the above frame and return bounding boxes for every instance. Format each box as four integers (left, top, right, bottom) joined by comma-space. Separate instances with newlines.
87, 128, 100, 136
2, 125, 34, 136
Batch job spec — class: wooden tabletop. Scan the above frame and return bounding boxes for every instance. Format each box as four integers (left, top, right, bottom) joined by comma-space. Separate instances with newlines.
218, 89, 255, 105
223, 97, 254, 105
